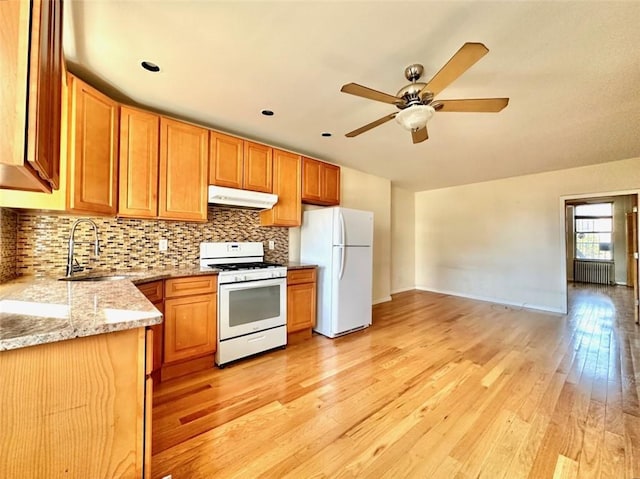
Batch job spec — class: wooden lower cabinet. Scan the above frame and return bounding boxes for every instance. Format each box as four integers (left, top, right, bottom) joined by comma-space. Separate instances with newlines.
162, 276, 217, 379
287, 268, 317, 339
164, 294, 217, 363
137, 280, 164, 380
0, 328, 152, 479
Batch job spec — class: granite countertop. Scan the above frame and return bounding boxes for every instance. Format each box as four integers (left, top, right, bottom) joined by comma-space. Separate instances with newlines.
0, 263, 316, 352
284, 262, 317, 270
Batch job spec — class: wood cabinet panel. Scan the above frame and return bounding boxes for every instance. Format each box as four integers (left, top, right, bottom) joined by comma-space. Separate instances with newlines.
136, 280, 164, 379
301, 157, 322, 202
165, 276, 217, 298
0, 329, 148, 479
260, 149, 301, 227
67, 74, 119, 215
137, 280, 164, 303
287, 267, 317, 334
209, 131, 243, 189
119, 107, 159, 218
164, 294, 216, 364
0, 0, 62, 193
287, 267, 317, 285
302, 157, 340, 206
243, 141, 273, 193
322, 163, 341, 205
287, 282, 317, 333
159, 118, 208, 221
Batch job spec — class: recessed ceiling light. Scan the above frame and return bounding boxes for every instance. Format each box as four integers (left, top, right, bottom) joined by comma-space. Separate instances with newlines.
261, 109, 274, 116
141, 61, 160, 73
321, 132, 332, 137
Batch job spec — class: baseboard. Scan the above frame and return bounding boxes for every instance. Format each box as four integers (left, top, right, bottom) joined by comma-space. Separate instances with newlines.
391, 287, 416, 295
372, 296, 392, 305
415, 286, 565, 314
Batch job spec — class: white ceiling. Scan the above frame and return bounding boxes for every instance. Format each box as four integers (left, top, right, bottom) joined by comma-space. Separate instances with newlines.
63, 1, 640, 192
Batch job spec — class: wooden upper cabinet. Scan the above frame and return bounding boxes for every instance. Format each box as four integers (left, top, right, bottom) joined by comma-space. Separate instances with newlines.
159, 118, 208, 221
209, 132, 273, 193
67, 74, 119, 215
0, 0, 63, 193
118, 107, 159, 218
260, 149, 301, 227
243, 141, 273, 193
209, 132, 243, 189
301, 157, 340, 206
322, 162, 341, 205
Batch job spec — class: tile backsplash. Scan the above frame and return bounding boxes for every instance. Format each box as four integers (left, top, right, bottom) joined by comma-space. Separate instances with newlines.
16, 206, 289, 277
0, 208, 18, 282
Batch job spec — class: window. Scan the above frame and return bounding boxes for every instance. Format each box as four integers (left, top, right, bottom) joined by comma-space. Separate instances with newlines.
575, 203, 613, 260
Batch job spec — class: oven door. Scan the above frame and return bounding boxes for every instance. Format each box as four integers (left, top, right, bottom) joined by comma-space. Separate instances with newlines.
218, 277, 286, 340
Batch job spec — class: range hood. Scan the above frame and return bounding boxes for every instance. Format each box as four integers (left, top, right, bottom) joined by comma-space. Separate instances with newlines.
207, 185, 278, 210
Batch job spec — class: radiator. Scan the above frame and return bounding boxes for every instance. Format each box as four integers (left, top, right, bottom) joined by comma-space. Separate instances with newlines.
573, 260, 615, 285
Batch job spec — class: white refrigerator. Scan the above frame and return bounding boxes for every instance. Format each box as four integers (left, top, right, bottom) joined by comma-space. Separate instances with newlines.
300, 207, 373, 338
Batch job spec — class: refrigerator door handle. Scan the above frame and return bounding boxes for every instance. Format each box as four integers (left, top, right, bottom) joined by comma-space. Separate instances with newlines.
339, 210, 346, 246
338, 246, 346, 280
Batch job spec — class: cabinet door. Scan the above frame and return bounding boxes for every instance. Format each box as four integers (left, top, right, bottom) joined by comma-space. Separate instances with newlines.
0, 0, 61, 193
159, 118, 208, 221
322, 163, 341, 206
164, 294, 216, 363
67, 75, 119, 215
260, 149, 301, 227
301, 157, 322, 203
209, 131, 243, 189
243, 141, 273, 193
26, 0, 63, 189
119, 107, 159, 218
287, 282, 316, 333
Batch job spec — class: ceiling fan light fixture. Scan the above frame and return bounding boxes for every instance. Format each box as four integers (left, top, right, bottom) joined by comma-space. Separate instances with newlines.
395, 104, 435, 131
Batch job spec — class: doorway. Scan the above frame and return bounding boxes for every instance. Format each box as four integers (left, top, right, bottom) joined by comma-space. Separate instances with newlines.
562, 192, 639, 324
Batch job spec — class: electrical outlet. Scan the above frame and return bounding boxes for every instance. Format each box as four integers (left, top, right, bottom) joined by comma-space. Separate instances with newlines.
268, 240, 275, 250
159, 239, 168, 252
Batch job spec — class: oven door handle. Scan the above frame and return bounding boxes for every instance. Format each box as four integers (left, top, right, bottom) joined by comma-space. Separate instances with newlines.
219, 277, 285, 292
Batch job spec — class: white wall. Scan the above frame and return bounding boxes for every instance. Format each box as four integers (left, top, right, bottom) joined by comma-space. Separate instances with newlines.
391, 186, 415, 293
289, 165, 392, 304
415, 157, 640, 313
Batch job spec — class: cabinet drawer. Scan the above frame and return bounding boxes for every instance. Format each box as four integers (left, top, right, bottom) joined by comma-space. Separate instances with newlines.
137, 280, 163, 302
165, 276, 217, 298
287, 268, 316, 285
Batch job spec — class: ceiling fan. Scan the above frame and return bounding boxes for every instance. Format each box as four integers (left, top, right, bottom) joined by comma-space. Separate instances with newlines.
340, 43, 509, 144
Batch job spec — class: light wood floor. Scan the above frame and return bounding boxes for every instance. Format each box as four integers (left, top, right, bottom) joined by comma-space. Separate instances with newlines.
152, 284, 640, 478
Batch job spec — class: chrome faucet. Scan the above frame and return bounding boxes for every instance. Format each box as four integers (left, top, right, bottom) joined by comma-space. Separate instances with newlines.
65, 219, 100, 277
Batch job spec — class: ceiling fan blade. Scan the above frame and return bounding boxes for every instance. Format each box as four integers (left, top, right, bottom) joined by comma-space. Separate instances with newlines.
434, 98, 509, 112
422, 43, 489, 97
345, 113, 397, 137
411, 126, 429, 144
341, 83, 402, 105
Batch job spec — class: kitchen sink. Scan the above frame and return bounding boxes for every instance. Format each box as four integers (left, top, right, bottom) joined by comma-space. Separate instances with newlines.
59, 275, 128, 282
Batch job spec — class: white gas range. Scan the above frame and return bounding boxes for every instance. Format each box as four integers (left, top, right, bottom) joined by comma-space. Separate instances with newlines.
200, 242, 288, 367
